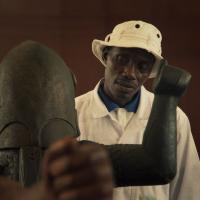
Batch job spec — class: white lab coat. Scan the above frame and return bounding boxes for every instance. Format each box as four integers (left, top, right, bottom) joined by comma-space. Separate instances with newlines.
75, 82, 200, 200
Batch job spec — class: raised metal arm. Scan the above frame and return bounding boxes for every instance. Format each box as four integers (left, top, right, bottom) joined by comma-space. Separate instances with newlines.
106, 61, 191, 186
81, 61, 191, 186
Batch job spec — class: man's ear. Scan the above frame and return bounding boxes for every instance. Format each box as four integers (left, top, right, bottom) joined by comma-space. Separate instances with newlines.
102, 51, 108, 62
102, 47, 110, 62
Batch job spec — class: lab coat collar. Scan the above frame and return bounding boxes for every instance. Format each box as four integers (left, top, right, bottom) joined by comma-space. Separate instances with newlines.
136, 86, 154, 120
98, 82, 140, 112
91, 81, 110, 118
91, 81, 153, 120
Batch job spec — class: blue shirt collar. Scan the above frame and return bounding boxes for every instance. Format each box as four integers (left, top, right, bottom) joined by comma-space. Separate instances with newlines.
98, 83, 140, 113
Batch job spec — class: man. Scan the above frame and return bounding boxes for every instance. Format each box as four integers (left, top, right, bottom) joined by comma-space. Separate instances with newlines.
75, 20, 200, 199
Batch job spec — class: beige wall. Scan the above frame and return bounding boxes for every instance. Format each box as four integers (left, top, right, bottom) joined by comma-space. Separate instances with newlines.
0, 0, 199, 154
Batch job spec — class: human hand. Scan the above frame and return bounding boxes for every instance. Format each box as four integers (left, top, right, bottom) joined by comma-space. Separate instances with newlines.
42, 137, 113, 200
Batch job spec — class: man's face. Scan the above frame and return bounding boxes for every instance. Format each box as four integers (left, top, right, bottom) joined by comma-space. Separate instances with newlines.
103, 47, 155, 106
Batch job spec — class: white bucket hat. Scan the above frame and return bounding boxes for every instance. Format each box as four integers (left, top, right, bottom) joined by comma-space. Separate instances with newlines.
92, 20, 163, 78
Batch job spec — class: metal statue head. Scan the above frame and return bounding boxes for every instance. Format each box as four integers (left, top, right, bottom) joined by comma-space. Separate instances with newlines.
0, 41, 79, 185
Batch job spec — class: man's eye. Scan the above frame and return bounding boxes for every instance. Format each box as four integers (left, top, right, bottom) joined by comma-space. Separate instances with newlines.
115, 55, 130, 66
138, 62, 152, 73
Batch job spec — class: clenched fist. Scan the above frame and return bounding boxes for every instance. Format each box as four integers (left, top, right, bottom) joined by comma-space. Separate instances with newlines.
43, 137, 114, 200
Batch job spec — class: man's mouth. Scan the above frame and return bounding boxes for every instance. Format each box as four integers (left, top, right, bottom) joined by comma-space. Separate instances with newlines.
116, 79, 135, 89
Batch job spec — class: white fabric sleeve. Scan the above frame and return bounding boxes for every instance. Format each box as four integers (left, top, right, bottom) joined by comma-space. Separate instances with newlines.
169, 111, 200, 200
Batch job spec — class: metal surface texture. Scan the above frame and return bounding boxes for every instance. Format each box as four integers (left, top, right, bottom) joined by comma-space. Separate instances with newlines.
0, 41, 79, 186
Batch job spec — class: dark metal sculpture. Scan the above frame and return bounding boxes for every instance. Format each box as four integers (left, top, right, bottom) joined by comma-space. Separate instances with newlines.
0, 41, 191, 187
0, 41, 79, 186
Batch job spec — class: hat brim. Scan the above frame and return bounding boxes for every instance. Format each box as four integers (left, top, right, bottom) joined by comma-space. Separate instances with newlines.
92, 39, 163, 78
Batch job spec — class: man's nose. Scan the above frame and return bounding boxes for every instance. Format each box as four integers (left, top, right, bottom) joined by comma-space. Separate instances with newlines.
122, 64, 137, 78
